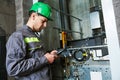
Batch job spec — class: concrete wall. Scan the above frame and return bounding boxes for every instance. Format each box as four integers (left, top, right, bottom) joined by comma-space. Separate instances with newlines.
0, 0, 16, 39
0, 1, 16, 80
15, 0, 32, 30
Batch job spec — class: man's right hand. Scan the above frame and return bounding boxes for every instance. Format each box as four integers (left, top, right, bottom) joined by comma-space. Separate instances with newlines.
44, 50, 58, 63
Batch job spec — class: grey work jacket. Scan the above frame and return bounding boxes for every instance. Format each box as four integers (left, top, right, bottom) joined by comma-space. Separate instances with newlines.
6, 25, 50, 80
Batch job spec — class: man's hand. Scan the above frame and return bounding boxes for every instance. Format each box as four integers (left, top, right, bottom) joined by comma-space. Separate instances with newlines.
44, 50, 58, 63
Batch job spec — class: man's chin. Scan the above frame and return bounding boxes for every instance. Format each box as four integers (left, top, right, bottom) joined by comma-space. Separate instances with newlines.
36, 29, 42, 32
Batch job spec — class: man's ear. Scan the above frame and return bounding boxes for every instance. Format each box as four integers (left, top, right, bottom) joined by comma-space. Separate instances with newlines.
31, 13, 37, 20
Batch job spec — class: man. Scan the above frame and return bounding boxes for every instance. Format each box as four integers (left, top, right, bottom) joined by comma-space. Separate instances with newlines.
6, 2, 58, 80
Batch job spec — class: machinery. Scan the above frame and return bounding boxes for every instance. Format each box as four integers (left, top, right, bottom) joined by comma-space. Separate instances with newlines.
51, 0, 112, 79
53, 33, 111, 80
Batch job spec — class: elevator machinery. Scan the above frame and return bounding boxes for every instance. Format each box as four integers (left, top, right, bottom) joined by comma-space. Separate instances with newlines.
52, 35, 111, 80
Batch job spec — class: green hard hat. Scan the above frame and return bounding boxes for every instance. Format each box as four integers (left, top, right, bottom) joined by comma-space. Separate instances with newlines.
30, 2, 52, 20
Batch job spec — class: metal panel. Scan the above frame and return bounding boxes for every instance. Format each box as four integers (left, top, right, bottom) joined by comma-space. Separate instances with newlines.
63, 58, 111, 80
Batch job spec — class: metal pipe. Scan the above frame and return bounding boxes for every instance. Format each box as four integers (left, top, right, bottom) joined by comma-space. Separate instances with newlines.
51, 6, 82, 21
78, 20, 83, 38
67, 45, 108, 50
59, 0, 65, 29
53, 27, 82, 34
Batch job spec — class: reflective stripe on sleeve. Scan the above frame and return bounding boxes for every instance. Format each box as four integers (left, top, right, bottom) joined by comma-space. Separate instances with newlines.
24, 37, 40, 43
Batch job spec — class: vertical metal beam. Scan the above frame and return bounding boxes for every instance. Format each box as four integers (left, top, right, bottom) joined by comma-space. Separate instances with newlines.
59, 0, 65, 29
101, 0, 120, 80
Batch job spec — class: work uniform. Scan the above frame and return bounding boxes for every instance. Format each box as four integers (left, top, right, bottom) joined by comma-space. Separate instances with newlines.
6, 25, 50, 80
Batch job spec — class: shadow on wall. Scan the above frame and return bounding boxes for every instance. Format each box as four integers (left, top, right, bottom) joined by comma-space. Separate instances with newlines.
0, 27, 7, 80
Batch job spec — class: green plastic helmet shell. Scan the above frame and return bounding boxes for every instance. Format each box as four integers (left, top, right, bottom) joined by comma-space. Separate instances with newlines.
30, 2, 52, 20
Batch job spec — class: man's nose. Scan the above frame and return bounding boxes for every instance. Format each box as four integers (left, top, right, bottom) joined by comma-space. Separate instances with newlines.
44, 22, 47, 27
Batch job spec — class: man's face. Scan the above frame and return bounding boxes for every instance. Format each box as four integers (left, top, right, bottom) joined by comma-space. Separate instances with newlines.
33, 14, 48, 32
